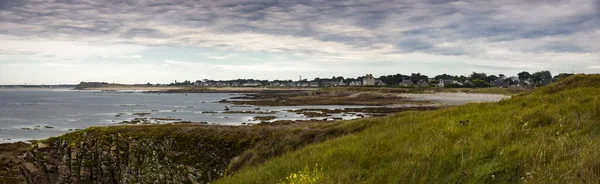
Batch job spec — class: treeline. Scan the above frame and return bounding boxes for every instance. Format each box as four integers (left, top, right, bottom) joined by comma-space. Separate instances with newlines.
165, 70, 574, 88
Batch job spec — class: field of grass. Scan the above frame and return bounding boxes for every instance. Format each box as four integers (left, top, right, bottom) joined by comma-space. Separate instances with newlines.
216, 74, 600, 183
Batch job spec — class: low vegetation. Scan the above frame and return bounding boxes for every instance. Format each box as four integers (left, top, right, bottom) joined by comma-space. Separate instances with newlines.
467, 87, 528, 95
216, 74, 600, 183
252, 116, 278, 121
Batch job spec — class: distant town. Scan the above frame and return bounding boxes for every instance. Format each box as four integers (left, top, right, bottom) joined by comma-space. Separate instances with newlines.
2, 70, 575, 89
166, 71, 572, 89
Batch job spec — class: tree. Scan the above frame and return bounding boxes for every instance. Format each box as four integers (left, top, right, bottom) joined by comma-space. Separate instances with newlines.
518, 71, 532, 82
470, 72, 488, 81
498, 74, 505, 80
471, 79, 491, 88
486, 75, 498, 83
457, 75, 468, 82
531, 70, 552, 84
435, 74, 454, 80
410, 73, 428, 84
503, 78, 517, 85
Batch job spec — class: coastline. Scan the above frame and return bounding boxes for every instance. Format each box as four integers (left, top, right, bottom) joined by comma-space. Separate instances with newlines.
0, 88, 511, 183
77, 86, 317, 93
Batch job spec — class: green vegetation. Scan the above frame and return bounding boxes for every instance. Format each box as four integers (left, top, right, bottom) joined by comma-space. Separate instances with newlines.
253, 116, 278, 121
467, 87, 528, 95
73, 82, 112, 89
216, 74, 600, 183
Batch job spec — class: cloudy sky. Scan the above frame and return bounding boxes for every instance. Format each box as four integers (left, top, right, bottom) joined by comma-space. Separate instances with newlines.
0, 0, 598, 84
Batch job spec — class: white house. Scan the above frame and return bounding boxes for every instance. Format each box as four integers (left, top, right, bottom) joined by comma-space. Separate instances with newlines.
333, 80, 346, 86
243, 82, 261, 87
363, 74, 376, 86
349, 81, 362, 86
437, 79, 455, 87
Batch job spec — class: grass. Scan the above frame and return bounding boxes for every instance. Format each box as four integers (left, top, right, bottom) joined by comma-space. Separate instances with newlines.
467, 87, 528, 95
216, 74, 600, 183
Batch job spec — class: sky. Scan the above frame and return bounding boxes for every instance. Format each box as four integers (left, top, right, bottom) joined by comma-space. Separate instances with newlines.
0, 0, 598, 84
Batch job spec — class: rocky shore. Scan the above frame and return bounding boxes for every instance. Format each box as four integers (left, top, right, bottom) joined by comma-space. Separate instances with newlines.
3, 118, 379, 183
221, 90, 432, 106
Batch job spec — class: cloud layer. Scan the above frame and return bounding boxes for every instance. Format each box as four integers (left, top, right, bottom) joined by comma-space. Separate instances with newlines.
0, 0, 598, 84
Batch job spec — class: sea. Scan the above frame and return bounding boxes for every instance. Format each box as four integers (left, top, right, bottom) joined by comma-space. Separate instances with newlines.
0, 89, 366, 143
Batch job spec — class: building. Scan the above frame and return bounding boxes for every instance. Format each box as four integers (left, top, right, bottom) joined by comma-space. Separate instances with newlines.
349, 81, 362, 86
363, 74, 376, 86
334, 80, 346, 86
418, 80, 429, 87
243, 82, 261, 87
309, 81, 319, 87
399, 79, 414, 87
437, 79, 455, 88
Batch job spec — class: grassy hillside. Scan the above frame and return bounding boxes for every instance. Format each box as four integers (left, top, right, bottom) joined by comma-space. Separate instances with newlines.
216, 74, 600, 183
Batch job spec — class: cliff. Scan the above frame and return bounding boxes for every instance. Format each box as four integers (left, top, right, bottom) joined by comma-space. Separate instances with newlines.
16, 120, 373, 183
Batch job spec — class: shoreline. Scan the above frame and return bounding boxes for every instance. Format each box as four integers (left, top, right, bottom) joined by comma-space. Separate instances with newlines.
76, 86, 317, 93
0, 88, 511, 183
0, 89, 509, 144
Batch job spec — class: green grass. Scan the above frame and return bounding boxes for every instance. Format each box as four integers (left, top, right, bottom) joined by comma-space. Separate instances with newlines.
216, 74, 600, 183
467, 87, 528, 95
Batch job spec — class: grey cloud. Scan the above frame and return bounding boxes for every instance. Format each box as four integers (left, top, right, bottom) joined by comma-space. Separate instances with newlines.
397, 39, 434, 52
0, 0, 597, 57
121, 28, 168, 38
536, 43, 585, 53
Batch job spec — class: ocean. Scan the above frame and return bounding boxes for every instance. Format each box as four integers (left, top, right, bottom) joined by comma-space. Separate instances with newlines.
0, 89, 364, 143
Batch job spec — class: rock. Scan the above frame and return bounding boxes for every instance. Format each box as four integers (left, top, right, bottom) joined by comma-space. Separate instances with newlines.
21, 162, 40, 174
37, 143, 48, 149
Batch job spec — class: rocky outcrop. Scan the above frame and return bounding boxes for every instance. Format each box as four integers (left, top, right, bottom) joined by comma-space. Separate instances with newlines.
0, 142, 28, 184
16, 118, 374, 183
19, 126, 257, 184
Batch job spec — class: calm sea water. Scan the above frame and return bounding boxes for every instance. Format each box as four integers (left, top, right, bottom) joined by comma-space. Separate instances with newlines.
0, 89, 364, 143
